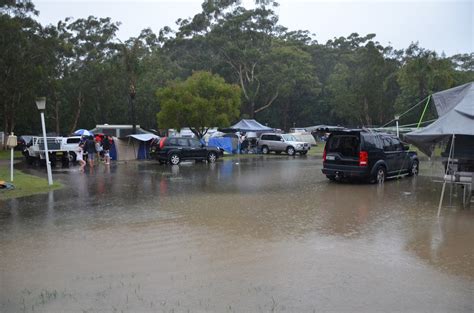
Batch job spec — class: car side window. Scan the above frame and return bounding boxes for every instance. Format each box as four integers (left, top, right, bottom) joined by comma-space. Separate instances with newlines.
274, 135, 282, 141
391, 138, 403, 151
167, 138, 179, 146
382, 137, 395, 151
261, 135, 269, 140
66, 138, 81, 144
362, 134, 376, 150
189, 139, 201, 148
177, 138, 189, 147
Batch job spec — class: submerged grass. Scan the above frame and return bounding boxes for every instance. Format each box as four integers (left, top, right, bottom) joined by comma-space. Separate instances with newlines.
0, 166, 62, 200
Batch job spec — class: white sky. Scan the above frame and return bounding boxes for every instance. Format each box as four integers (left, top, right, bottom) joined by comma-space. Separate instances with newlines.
34, 0, 473, 56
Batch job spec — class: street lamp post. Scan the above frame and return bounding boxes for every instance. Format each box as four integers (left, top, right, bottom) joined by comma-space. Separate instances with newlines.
36, 97, 53, 186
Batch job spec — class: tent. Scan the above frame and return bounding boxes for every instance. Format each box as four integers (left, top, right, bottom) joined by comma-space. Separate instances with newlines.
404, 82, 474, 156
113, 134, 160, 160
221, 119, 273, 132
208, 137, 239, 154
404, 82, 474, 213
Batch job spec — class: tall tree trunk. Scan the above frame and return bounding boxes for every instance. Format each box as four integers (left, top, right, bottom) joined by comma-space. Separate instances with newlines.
69, 91, 84, 134
363, 97, 371, 126
282, 102, 289, 131
53, 91, 60, 135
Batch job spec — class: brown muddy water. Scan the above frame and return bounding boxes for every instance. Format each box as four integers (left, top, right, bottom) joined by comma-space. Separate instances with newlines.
0, 157, 473, 313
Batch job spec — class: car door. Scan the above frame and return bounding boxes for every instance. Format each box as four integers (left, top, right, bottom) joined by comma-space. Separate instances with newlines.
273, 135, 284, 151
176, 138, 191, 158
382, 136, 399, 174
392, 137, 410, 172
188, 138, 205, 158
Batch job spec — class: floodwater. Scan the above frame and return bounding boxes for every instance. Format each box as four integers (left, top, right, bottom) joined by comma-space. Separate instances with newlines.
0, 157, 473, 313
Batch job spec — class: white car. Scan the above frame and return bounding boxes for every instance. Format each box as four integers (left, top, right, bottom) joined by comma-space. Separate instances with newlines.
258, 133, 310, 156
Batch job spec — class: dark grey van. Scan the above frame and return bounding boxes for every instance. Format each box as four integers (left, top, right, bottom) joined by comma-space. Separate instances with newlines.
322, 129, 419, 183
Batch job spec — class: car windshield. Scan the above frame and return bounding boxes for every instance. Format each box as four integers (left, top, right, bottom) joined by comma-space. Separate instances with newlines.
282, 134, 297, 141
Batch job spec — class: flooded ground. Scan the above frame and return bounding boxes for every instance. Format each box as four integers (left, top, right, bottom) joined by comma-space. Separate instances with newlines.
1, 156, 473, 312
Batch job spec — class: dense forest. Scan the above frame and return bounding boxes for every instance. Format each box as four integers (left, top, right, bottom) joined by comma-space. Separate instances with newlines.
1, 0, 473, 136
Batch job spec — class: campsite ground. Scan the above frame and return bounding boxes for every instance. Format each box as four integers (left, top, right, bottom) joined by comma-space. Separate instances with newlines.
1, 156, 472, 313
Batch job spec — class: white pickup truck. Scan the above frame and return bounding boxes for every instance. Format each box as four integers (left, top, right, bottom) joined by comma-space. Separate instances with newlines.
24, 136, 82, 165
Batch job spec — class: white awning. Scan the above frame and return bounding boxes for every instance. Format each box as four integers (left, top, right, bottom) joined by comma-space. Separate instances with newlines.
128, 134, 159, 141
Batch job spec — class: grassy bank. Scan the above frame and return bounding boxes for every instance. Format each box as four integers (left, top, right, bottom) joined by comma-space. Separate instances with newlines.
0, 150, 23, 160
0, 166, 62, 200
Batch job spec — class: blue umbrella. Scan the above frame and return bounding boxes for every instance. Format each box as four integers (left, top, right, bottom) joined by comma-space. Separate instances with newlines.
73, 129, 94, 136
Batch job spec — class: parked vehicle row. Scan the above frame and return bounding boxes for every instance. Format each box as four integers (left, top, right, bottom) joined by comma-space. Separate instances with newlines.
21, 129, 419, 184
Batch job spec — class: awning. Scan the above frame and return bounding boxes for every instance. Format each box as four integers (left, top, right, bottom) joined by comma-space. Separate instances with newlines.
128, 134, 159, 141
404, 82, 474, 155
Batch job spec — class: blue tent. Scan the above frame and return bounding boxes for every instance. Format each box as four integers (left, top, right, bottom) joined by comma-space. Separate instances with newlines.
208, 137, 239, 154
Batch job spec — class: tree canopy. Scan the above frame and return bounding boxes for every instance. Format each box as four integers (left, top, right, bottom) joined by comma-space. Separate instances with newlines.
0, 0, 473, 137
156, 71, 241, 138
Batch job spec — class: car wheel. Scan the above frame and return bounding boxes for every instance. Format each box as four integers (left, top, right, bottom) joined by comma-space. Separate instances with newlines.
207, 152, 217, 163
408, 160, 419, 176
372, 166, 386, 184
67, 151, 77, 163
286, 146, 296, 156
169, 153, 180, 165
261, 146, 270, 154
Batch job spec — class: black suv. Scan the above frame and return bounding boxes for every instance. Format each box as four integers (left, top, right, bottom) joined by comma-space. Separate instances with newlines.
151, 137, 223, 165
322, 129, 419, 183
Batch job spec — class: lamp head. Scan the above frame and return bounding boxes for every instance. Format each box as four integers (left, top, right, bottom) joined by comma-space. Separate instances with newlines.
36, 97, 46, 110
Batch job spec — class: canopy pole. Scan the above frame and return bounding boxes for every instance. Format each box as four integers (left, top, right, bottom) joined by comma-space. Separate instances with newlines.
438, 134, 455, 217
417, 95, 431, 128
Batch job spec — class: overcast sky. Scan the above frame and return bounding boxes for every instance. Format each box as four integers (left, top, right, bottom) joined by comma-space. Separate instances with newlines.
34, 0, 473, 56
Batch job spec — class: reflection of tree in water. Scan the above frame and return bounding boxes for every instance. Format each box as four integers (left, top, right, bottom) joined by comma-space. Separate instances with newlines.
405, 211, 474, 279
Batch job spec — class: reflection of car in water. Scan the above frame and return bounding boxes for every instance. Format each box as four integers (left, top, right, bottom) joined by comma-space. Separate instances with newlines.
151, 137, 224, 165
322, 129, 419, 183
258, 133, 310, 156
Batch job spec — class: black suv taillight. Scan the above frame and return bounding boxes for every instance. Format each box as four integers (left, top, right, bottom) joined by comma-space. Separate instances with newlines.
359, 151, 368, 166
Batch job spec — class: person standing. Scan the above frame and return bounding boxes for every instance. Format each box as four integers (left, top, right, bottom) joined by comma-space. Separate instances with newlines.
85, 136, 96, 167
103, 136, 111, 165
95, 137, 103, 162
76, 143, 86, 172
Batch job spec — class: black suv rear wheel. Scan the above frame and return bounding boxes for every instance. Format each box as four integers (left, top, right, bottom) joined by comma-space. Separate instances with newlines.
169, 153, 181, 165
407, 160, 419, 176
371, 166, 386, 184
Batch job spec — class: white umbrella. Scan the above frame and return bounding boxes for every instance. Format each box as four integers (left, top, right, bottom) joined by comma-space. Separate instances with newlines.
73, 129, 94, 136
